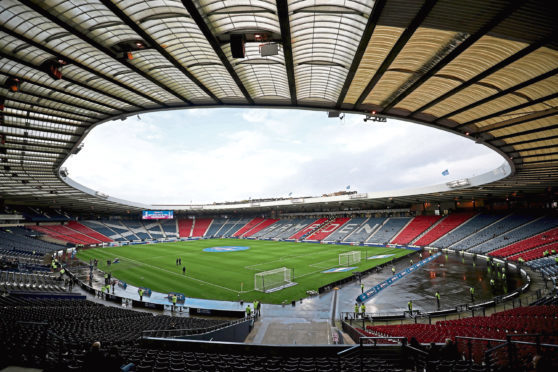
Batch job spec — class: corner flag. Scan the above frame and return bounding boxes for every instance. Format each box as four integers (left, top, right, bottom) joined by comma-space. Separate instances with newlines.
442, 169, 449, 176
346, 185, 351, 190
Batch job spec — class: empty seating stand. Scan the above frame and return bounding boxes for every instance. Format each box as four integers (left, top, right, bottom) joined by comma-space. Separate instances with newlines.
324, 217, 367, 242
454, 214, 536, 252
204, 218, 227, 238
143, 222, 165, 239
508, 242, 558, 262
472, 216, 558, 255
241, 218, 279, 237
191, 218, 213, 237
0, 228, 63, 255
289, 218, 329, 240
368, 217, 411, 244
81, 221, 125, 242
177, 219, 194, 237
251, 219, 290, 238
414, 213, 474, 246
121, 221, 151, 240
305, 217, 351, 241
29, 225, 93, 245
344, 218, 387, 243
270, 219, 315, 239
232, 217, 265, 237
67, 221, 112, 243
159, 219, 178, 238
430, 214, 501, 249
391, 215, 442, 245
219, 218, 250, 237
490, 226, 558, 258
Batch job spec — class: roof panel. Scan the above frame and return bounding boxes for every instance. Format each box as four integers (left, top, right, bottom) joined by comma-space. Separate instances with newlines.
224, 43, 289, 99
129, 49, 210, 103
290, 1, 372, 102
363, 28, 459, 106
452, 75, 558, 125
344, 26, 404, 105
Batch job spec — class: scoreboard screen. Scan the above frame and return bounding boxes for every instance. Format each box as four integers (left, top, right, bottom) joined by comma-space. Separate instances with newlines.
142, 210, 174, 220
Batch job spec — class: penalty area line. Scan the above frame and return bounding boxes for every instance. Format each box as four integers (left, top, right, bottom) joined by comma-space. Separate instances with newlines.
113, 255, 241, 294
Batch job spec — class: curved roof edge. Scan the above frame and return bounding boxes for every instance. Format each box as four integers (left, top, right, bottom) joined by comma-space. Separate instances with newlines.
60, 162, 511, 213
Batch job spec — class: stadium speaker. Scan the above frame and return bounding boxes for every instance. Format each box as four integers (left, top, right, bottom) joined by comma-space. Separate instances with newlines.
230, 34, 245, 58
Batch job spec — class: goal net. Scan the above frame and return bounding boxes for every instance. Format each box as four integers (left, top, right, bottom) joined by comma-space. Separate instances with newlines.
339, 251, 361, 266
254, 267, 295, 293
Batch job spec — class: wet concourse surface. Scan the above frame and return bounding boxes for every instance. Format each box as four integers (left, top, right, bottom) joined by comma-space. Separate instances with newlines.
337, 251, 523, 315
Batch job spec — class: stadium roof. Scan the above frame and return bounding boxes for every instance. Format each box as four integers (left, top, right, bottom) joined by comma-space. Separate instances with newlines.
1, 0, 558, 214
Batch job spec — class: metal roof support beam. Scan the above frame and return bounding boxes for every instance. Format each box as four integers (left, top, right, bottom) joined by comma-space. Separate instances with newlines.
457, 92, 558, 129
4, 138, 71, 150
0, 67, 119, 116
181, 0, 254, 104
0, 132, 73, 144
0, 25, 163, 108
503, 134, 558, 148
488, 123, 558, 142
383, 0, 528, 112
98, 0, 221, 104
353, 0, 438, 109
411, 31, 558, 115
276, 0, 297, 105
519, 151, 558, 159
335, 0, 386, 108
0, 51, 137, 112
0, 154, 61, 163
0, 90, 105, 120
439, 67, 558, 122
18, 0, 188, 105
521, 158, 558, 165
476, 110, 558, 134
4, 143, 70, 155
0, 122, 81, 137
0, 103, 95, 124
1, 112, 89, 128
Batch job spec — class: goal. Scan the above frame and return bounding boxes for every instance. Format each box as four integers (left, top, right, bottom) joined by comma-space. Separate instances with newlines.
339, 251, 361, 266
254, 267, 296, 293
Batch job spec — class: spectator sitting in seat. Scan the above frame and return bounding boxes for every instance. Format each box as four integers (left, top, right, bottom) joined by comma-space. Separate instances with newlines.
83, 341, 106, 371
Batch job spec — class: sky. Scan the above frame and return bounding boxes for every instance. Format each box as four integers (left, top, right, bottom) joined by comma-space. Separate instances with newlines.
63, 108, 505, 204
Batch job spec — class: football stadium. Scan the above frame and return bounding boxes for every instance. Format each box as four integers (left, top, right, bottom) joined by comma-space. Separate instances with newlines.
1, 0, 558, 371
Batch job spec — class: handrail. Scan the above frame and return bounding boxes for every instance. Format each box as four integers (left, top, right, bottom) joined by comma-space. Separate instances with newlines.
508, 340, 558, 348
337, 344, 360, 356
405, 344, 429, 356
359, 336, 407, 346
485, 341, 508, 354
140, 317, 250, 339
455, 336, 507, 343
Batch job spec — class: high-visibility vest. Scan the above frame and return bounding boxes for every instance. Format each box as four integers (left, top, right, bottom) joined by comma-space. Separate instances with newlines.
360, 304, 365, 314
246, 306, 251, 315
435, 292, 440, 299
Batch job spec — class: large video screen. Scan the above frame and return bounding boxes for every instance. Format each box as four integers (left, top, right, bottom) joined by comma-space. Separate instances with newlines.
142, 210, 174, 220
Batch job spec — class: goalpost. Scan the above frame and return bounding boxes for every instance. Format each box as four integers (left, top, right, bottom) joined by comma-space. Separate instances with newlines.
339, 250, 361, 266
254, 267, 296, 293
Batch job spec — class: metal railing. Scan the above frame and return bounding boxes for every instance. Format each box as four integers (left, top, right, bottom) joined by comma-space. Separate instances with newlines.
140, 317, 250, 339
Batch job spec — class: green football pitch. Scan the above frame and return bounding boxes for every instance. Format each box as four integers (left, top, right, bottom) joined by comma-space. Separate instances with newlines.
76, 239, 412, 304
